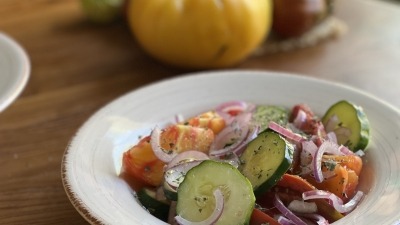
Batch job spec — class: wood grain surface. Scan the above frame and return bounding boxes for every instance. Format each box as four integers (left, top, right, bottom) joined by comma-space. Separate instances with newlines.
0, 0, 399, 224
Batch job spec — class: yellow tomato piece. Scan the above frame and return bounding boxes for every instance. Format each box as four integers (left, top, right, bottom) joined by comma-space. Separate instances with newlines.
122, 136, 166, 188
345, 169, 359, 200
306, 164, 352, 201
185, 111, 226, 134
127, 0, 272, 69
160, 124, 214, 154
323, 154, 363, 176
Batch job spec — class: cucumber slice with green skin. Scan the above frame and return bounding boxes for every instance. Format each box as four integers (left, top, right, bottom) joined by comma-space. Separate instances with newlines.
137, 188, 170, 221
252, 105, 289, 132
239, 130, 293, 196
163, 181, 178, 201
177, 160, 255, 225
322, 100, 370, 151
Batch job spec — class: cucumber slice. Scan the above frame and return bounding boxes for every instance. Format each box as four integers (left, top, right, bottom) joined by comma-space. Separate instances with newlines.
252, 105, 289, 131
322, 100, 370, 151
137, 188, 170, 221
163, 181, 177, 201
177, 160, 255, 225
239, 130, 293, 196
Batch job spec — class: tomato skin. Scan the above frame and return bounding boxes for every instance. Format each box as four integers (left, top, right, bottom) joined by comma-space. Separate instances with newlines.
122, 136, 166, 188
250, 208, 280, 225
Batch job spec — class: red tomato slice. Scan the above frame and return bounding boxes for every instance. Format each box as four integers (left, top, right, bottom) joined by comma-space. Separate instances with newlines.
250, 208, 280, 225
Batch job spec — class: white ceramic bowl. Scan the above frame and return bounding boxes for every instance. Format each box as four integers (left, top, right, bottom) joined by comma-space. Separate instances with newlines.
0, 32, 30, 112
62, 70, 400, 225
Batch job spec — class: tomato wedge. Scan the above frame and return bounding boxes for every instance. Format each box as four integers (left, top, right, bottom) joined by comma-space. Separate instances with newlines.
185, 111, 226, 134
122, 136, 166, 188
323, 154, 363, 176
250, 208, 280, 225
276, 174, 344, 223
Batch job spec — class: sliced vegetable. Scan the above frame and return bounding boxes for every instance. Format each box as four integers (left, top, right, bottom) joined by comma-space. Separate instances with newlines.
165, 160, 204, 189
276, 174, 344, 222
209, 112, 259, 157
290, 104, 325, 136
163, 181, 178, 201
239, 130, 293, 196
303, 190, 364, 213
273, 193, 308, 225
269, 121, 306, 143
323, 154, 363, 176
175, 189, 224, 225
249, 208, 280, 225
322, 100, 370, 151
122, 136, 166, 187
151, 125, 215, 162
176, 160, 255, 225
184, 111, 226, 134
137, 188, 170, 221
252, 105, 289, 131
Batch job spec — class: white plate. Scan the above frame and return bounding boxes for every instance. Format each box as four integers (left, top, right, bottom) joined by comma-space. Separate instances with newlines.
0, 32, 30, 112
62, 70, 400, 225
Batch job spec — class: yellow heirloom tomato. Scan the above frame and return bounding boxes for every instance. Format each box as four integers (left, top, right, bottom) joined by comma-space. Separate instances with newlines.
127, 0, 272, 69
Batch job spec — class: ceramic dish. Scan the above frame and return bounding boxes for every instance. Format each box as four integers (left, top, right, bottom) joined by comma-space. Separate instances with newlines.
62, 70, 400, 225
0, 32, 30, 112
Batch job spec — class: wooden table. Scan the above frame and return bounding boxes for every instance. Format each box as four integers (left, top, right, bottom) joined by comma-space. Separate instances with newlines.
0, 0, 399, 224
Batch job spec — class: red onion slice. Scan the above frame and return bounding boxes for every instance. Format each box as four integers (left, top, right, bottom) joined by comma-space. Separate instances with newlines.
326, 131, 338, 144
175, 189, 224, 225
209, 123, 259, 158
276, 216, 296, 225
168, 201, 178, 225
296, 213, 330, 225
215, 101, 255, 115
312, 141, 344, 183
302, 140, 318, 156
354, 149, 365, 157
273, 194, 308, 225
214, 152, 241, 168
287, 200, 318, 214
302, 190, 364, 213
338, 145, 355, 156
165, 160, 204, 189
292, 109, 307, 129
209, 112, 253, 157
166, 150, 210, 171
324, 114, 339, 132
150, 126, 177, 163
269, 121, 306, 143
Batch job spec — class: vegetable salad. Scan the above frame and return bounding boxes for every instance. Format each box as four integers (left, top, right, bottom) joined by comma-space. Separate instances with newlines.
121, 100, 370, 225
